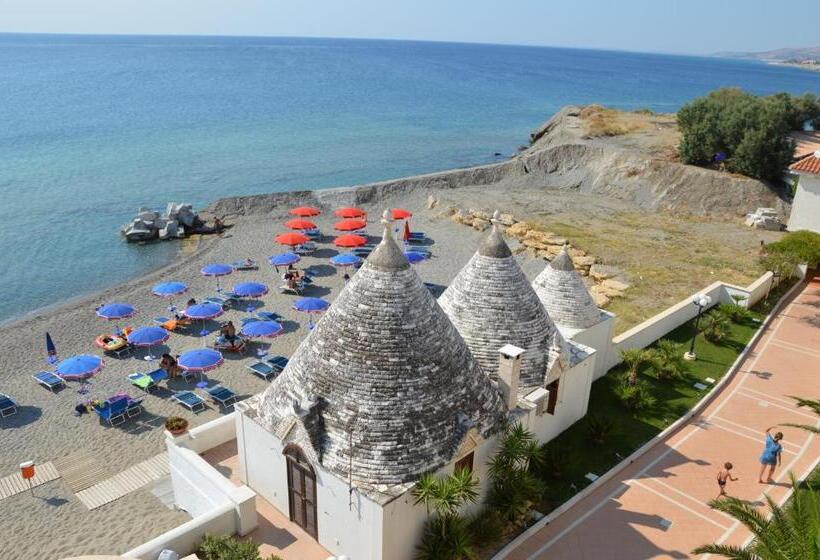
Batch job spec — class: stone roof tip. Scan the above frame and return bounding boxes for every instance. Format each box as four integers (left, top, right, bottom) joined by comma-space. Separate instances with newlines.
550, 244, 575, 271
478, 210, 512, 258
367, 210, 410, 271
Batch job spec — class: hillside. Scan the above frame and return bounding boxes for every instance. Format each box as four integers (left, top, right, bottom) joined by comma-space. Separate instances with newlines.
715, 46, 820, 61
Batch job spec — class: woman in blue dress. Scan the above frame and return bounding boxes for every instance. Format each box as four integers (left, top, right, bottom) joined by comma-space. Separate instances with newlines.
758, 426, 784, 483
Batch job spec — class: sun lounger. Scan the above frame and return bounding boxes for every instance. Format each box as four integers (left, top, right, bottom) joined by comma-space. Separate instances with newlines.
280, 281, 305, 295
154, 316, 191, 332
294, 242, 317, 255
202, 385, 237, 408
257, 311, 283, 322
212, 335, 247, 353
267, 356, 289, 371
32, 371, 65, 392
231, 260, 259, 271
205, 294, 239, 308
128, 369, 169, 392
126, 398, 143, 418
304, 229, 321, 239
246, 361, 276, 381
352, 247, 373, 258
93, 397, 129, 426
407, 231, 425, 239
173, 391, 206, 413
0, 394, 17, 417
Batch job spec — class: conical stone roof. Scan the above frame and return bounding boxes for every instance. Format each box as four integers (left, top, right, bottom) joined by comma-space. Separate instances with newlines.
439, 217, 568, 390
256, 216, 506, 488
532, 245, 601, 330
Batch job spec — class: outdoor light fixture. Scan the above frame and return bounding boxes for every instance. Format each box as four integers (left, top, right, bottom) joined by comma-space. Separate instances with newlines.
684, 294, 712, 360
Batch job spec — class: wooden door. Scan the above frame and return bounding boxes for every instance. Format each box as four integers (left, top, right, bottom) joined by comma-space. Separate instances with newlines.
286, 455, 318, 538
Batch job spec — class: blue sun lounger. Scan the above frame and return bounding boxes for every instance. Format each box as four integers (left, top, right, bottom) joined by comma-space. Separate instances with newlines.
173, 391, 206, 412
267, 356, 289, 371
32, 371, 66, 392
246, 361, 276, 380
203, 385, 237, 408
93, 398, 129, 426
256, 311, 283, 322
0, 394, 17, 417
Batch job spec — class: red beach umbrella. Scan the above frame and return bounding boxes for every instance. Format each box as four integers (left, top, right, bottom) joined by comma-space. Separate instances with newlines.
289, 206, 321, 217
334, 207, 366, 219
284, 218, 317, 230
392, 208, 413, 220
334, 219, 367, 231
334, 234, 367, 248
275, 232, 310, 246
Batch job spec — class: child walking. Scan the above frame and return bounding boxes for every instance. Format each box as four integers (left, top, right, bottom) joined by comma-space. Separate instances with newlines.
716, 462, 738, 499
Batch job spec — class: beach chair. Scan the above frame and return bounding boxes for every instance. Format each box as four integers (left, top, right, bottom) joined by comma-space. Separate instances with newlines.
32, 371, 66, 392
126, 398, 144, 419
212, 335, 247, 354
173, 391, 206, 413
231, 259, 259, 271
202, 385, 238, 408
279, 280, 305, 295
304, 229, 321, 239
407, 231, 425, 240
206, 294, 239, 308
352, 247, 373, 258
257, 311, 283, 322
246, 361, 276, 381
154, 316, 191, 332
128, 368, 168, 392
94, 398, 129, 426
267, 356, 289, 372
294, 241, 317, 255
0, 394, 17, 417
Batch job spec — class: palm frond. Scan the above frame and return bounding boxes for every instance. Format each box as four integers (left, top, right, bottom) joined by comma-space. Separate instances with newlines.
691, 543, 757, 559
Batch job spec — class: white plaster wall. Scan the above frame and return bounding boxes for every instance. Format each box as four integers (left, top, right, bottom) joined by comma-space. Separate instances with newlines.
168, 443, 234, 517
788, 174, 820, 234
183, 412, 237, 453
570, 312, 615, 380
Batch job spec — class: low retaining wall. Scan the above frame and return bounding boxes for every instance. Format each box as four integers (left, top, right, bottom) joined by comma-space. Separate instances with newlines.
492, 274, 806, 560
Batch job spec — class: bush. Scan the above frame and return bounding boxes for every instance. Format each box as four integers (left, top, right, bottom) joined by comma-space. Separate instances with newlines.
701, 310, 731, 343
614, 375, 656, 411
165, 416, 188, 432
766, 230, 820, 268
198, 534, 272, 560
538, 441, 573, 480
619, 348, 651, 386
648, 340, 688, 381
586, 414, 615, 445
416, 515, 475, 560
466, 508, 506, 548
717, 302, 752, 323
487, 424, 545, 524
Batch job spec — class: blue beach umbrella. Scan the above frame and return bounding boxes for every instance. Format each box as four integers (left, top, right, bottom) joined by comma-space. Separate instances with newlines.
45, 332, 58, 364
96, 303, 137, 320
330, 253, 362, 267
152, 281, 188, 298
293, 297, 330, 313
405, 251, 427, 264
178, 348, 224, 373
231, 282, 269, 298
201, 263, 234, 291
240, 320, 284, 339
268, 252, 301, 268
126, 326, 170, 347
56, 354, 104, 381
183, 302, 224, 320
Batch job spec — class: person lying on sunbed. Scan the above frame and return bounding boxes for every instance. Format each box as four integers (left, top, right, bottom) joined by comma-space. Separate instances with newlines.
160, 353, 182, 378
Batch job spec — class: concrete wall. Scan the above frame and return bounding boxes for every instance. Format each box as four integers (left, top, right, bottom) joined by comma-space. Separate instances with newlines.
183, 413, 237, 454
788, 174, 820, 233
568, 312, 616, 380
168, 442, 234, 517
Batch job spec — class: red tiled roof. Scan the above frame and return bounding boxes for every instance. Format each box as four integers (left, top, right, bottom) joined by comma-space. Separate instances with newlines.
788, 131, 820, 161
790, 154, 820, 175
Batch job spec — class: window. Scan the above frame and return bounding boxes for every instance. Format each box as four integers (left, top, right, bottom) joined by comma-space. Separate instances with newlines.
546, 379, 560, 415
454, 452, 474, 473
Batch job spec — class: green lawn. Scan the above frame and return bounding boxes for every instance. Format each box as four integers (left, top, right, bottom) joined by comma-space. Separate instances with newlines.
535, 287, 793, 512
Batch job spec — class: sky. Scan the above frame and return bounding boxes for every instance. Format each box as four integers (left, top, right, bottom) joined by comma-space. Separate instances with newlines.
0, 0, 817, 55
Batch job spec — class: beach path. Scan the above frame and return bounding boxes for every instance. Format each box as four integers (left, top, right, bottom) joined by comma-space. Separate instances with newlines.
498, 277, 820, 560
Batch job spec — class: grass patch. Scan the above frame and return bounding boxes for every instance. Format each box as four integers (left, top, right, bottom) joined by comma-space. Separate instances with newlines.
580, 105, 647, 138
536, 308, 765, 512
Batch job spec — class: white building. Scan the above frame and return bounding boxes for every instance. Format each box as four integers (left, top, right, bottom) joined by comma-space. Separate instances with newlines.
225, 217, 595, 560
532, 245, 616, 378
788, 151, 820, 234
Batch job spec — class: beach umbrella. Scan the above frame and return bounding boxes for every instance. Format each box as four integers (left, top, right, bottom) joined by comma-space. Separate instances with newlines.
289, 206, 321, 217
405, 250, 427, 264
231, 282, 269, 298
275, 232, 310, 246
392, 208, 413, 220
293, 297, 330, 313
96, 302, 137, 320
268, 252, 301, 268
201, 263, 234, 292
126, 326, 170, 347
334, 207, 366, 219
284, 218, 317, 230
56, 354, 104, 381
45, 332, 58, 365
334, 219, 367, 231
178, 348, 224, 373
152, 281, 188, 298
183, 302, 224, 320
240, 320, 284, 339
330, 253, 362, 267
334, 234, 367, 248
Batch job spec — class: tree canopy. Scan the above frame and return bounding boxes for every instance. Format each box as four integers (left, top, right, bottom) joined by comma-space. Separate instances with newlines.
677, 89, 820, 181
765, 230, 820, 268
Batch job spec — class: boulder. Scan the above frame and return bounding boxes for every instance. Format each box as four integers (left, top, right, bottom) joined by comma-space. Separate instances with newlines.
589, 287, 611, 308
427, 195, 438, 209
506, 222, 531, 238
438, 206, 457, 218
451, 209, 467, 224
601, 278, 631, 292
589, 264, 622, 281
468, 209, 492, 221
574, 255, 596, 267
498, 213, 516, 226
472, 218, 491, 231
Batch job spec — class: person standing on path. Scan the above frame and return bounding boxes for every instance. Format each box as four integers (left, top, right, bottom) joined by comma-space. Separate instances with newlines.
758, 427, 783, 483
716, 462, 738, 499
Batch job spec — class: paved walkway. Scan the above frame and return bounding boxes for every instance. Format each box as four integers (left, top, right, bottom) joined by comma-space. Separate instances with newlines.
501, 278, 820, 560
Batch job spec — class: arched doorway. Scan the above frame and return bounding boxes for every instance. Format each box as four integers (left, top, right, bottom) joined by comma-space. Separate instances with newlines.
283, 444, 318, 538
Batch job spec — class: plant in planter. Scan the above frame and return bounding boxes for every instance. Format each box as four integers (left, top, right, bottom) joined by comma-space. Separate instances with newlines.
165, 416, 189, 435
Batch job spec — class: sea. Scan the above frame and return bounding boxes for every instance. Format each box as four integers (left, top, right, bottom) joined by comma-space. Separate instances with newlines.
0, 33, 818, 323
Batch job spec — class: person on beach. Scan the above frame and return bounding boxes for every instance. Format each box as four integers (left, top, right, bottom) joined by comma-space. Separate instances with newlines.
186, 298, 197, 307
219, 321, 239, 348
758, 427, 783, 483
716, 462, 738, 499
160, 353, 181, 378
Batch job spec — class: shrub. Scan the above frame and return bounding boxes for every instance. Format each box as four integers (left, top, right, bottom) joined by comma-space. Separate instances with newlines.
413, 468, 480, 560
766, 230, 820, 268
487, 424, 545, 524
586, 414, 615, 445
701, 310, 730, 343
648, 340, 688, 381
466, 508, 506, 548
717, 302, 752, 323
416, 514, 475, 560
614, 375, 656, 411
199, 534, 266, 560
619, 348, 651, 386
165, 416, 189, 432
538, 441, 573, 480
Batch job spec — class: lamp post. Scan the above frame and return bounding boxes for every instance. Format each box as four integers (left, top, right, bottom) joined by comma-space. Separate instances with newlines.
684, 294, 712, 361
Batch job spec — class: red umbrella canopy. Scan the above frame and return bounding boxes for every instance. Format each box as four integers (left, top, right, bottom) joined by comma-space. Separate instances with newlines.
334, 234, 367, 247
284, 218, 317, 230
334, 207, 366, 219
289, 206, 321, 217
275, 232, 310, 246
392, 208, 413, 220
334, 219, 367, 231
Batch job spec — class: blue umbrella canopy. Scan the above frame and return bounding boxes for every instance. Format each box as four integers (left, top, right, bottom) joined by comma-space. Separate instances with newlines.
330, 253, 362, 267
405, 251, 427, 264
293, 297, 330, 313
201, 263, 234, 277
178, 348, 224, 372
240, 320, 284, 338
56, 354, 103, 380
152, 281, 188, 298
231, 282, 269, 298
268, 252, 301, 267
183, 302, 224, 320
96, 303, 137, 320
127, 326, 171, 347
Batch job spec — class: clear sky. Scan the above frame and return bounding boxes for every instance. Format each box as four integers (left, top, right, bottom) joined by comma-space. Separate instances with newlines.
1, 0, 817, 55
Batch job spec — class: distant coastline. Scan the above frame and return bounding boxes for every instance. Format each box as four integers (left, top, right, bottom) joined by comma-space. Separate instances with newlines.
770, 61, 820, 73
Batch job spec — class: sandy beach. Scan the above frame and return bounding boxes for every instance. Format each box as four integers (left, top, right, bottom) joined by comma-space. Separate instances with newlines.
0, 176, 771, 559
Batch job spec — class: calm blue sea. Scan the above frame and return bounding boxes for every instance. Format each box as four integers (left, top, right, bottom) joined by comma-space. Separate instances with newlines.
0, 34, 818, 322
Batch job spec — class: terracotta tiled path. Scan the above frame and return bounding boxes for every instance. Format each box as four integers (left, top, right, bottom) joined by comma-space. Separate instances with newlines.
501, 278, 820, 560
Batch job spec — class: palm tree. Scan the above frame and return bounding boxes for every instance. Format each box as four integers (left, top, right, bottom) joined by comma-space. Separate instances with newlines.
487, 423, 545, 524
693, 475, 820, 559
781, 397, 820, 434
620, 348, 650, 386
649, 340, 688, 381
